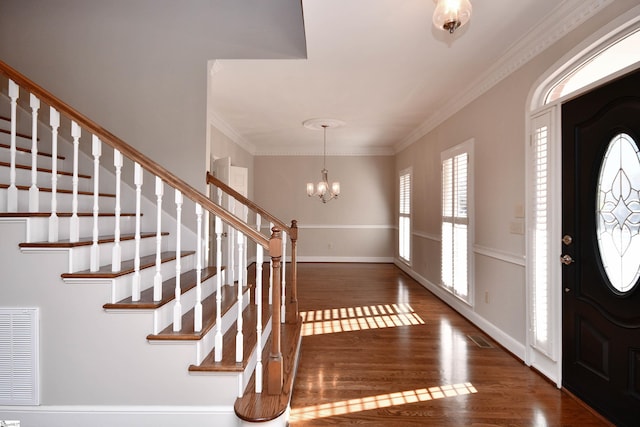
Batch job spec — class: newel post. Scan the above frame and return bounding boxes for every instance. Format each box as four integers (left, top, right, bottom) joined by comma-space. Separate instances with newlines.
286, 220, 299, 324
267, 227, 284, 395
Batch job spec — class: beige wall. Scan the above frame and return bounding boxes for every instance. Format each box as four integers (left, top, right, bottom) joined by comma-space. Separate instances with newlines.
254, 155, 395, 261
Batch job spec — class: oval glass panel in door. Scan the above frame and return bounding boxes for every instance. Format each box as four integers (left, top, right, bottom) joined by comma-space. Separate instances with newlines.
596, 133, 640, 294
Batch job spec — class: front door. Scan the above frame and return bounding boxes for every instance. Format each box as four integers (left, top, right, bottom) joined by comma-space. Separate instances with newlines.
561, 68, 640, 426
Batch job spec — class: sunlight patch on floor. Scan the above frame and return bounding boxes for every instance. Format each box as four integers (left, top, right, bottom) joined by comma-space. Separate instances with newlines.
300, 303, 425, 336
289, 383, 477, 421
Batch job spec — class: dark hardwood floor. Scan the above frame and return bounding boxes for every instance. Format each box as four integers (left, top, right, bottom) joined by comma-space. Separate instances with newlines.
289, 263, 609, 426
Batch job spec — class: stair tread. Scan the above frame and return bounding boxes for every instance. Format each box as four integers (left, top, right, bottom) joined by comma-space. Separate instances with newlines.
19, 231, 167, 248
234, 317, 303, 423
0, 141, 64, 160
0, 211, 137, 218
0, 160, 91, 179
0, 183, 115, 197
103, 266, 219, 310
61, 250, 195, 278
147, 283, 246, 341
189, 297, 270, 372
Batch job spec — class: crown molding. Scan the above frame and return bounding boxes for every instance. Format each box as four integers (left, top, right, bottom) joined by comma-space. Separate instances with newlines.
394, 0, 615, 153
207, 110, 257, 155
254, 144, 395, 156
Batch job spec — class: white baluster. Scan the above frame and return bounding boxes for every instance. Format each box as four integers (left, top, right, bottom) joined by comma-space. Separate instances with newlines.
236, 231, 244, 363
69, 121, 81, 242
28, 94, 40, 213
269, 222, 274, 304
255, 244, 264, 393
214, 215, 223, 362
153, 177, 164, 301
131, 163, 143, 301
194, 203, 203, 332
7, 80, 19, 213
228, 198, 236, 286
90, 136, 101, 272
281, 230, 287, 323
255, 214, 263, 393
172, 189, 183, 332
203, 209, 210, 269
48, 107, 60, 243
243, 205, 249, 287
111, 149, 122, 271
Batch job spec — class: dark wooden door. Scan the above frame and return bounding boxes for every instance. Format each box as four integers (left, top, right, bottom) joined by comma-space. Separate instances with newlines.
562, 68, 640, 426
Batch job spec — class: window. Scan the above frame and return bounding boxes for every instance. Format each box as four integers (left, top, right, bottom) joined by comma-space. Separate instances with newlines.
545, 28, 640, 104
399, 169, 411, 263
441, 140, 473, 303
530, 112, 554, 357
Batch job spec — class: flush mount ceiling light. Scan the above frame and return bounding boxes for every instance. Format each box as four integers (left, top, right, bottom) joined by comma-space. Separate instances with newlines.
304, 118, 344, 204
433, 0, 472, 34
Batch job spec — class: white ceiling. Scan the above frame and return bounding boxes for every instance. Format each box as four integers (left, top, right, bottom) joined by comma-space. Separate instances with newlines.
208, 0, 605, 156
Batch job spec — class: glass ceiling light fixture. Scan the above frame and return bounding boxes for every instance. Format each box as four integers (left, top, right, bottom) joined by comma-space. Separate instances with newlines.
432, 0, 472, 34
304, 118, 344, 203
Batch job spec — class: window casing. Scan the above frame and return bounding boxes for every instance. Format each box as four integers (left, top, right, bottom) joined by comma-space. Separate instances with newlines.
441, 140, 473, 303
399, 169, 411, 264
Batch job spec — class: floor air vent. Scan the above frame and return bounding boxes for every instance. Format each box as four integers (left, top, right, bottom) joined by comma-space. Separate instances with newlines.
467, 334, 493, 348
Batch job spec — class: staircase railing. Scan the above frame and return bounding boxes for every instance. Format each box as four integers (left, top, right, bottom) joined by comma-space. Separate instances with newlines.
0, 60, 292, 396
206, 172, 299, 324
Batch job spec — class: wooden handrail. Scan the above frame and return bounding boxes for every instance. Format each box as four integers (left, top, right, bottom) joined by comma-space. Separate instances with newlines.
0, 61, 269, 250
206, 172, 292, 235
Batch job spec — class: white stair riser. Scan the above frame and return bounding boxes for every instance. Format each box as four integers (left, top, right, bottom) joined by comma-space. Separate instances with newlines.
0, 187, 116, 213
153, 273, 218, 334
22, 215, 138, 243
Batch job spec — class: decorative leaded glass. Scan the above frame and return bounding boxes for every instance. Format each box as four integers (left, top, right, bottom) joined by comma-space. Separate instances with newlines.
596, 133, 640, 293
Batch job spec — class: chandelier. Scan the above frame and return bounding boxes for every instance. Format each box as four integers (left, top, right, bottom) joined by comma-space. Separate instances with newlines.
304, 119, 343, 203
432, 0, 472, 34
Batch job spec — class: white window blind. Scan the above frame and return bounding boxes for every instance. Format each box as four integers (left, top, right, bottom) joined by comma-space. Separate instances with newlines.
530, 113, 554, 358
399, 169, 411, 263
0, 308, 39, 405
441, 141, 473, 303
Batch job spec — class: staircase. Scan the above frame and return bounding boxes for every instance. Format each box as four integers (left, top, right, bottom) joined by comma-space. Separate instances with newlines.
0, 61, 301, 427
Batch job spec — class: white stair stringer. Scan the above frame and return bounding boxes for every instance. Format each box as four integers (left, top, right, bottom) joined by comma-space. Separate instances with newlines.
193, 287, 251, 366
240, 316, 273, 395
150, 271, 221, 335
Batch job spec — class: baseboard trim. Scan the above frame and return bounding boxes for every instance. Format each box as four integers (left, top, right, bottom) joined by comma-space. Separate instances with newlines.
394, 260, 526, 361
0, 405, 236, 427
296, 256, 394, 263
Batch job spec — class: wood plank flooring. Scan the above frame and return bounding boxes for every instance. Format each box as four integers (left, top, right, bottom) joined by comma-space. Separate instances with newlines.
289, 263, 610, 426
